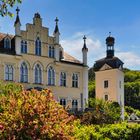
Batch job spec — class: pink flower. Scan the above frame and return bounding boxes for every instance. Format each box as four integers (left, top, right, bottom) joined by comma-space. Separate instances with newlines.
0, 124, 4, 130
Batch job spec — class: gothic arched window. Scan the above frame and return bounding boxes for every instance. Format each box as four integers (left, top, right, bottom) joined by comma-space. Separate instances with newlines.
35, 37, 41, 56
48, 66, 55, 85
5, 65, 14, 81
20, 62, 28, 83
34, 64, 42, 84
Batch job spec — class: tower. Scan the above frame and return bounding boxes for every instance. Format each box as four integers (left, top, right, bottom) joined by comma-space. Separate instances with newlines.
14, 7, 21, 55
53, 17, 61, 61
82, 36, 88, 110
94, 33, 124, 120
82, 35, 88, 66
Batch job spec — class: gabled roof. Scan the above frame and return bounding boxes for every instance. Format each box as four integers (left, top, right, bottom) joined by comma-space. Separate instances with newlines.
0, 32, 14, 41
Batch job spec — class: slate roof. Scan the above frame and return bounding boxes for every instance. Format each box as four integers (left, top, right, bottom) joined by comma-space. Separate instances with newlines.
94, 56, 124, 71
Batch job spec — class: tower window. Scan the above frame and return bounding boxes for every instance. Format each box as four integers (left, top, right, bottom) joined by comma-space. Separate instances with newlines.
48, 46, 55, 58
72, 73, 78, 88
35, 37, 41, 56
60, 98, 66, 108
21, 40, 27, 53
104, 80, 108, 88
5, 65, 14, 81
60, 72, 66, 87
4, 38, 11, 49
104, 95, 108, 101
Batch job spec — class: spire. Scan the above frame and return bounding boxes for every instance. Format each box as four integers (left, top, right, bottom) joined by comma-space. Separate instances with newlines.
14, 7, 21, 26
54, 17, 60, 34
82, 35, 88, 51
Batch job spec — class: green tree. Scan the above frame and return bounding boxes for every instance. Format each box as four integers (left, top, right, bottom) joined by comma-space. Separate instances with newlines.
0, 0, 22, 17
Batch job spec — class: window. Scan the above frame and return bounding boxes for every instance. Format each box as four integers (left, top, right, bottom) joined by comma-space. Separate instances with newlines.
72, 99, 78, 111
104, 80, 108, 88
60, 98, 66, 108
60, 72, 66, 86
34, 64, 42, 84
5, 65, 13, 81
21, 40, 27, 53
105, 95, 108, 101
72, 73, 78, 88
48, 46, 55, 58
4, 38, 11, 49
48, 66, 55, 85
35, 37, 41, 56
20, 62, 28, 83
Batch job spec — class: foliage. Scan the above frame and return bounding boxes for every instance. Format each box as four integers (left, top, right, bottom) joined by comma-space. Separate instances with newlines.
81, 98, 121, 124
74, 122, 140, 140
0, 83, 75, 139
88, 81, 95, 98
0, 0, 22, 17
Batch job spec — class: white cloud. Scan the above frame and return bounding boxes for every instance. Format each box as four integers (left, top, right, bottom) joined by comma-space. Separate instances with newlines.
60, 32, 140, 70
60, 32, 104, 67
117, 52, 140, 69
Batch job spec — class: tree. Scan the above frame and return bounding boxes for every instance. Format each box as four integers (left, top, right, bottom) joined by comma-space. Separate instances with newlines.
0, 0, 22, 17
0, 83, 75, 139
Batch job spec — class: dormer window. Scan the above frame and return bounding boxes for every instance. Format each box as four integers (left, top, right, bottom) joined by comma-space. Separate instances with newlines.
4, 38, 11, 49
21, 40, 27, 53
35, 37, 41, 56
48, 46, 55, 58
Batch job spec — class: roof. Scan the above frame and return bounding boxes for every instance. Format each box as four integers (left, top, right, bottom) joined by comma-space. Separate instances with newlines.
0, 32, 14, 41
63, 52, 82, 64
94, 56, 124, 71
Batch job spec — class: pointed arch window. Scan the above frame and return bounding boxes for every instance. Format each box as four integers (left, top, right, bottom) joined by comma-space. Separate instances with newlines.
5, 65, 14, 81
48, 46, 55, 58
4, 38, 11, 49
35, 37, 41, 56
48, 66, 55, 85
20, 62, 28, 83
60, 72, 66, 86
72, 73, 78, 88
34, 64, 42, 84
21, 40, 27, 53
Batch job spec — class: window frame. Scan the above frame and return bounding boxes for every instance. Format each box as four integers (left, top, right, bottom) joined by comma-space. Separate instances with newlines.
20, 62, 28, 83
60, 72, 66, 87
4, 37, 11, 49
48, 45, 55, 58
21, 40, 27, 54
35, 37, 41, 56
104, 80, 108, 88
34, 64, 42, 84
5, 65, 14, 81
72, 73, 78, 88
48, 66, 55, 86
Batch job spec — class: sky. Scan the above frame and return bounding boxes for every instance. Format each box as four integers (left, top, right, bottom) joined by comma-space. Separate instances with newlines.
0, 0, 140, 70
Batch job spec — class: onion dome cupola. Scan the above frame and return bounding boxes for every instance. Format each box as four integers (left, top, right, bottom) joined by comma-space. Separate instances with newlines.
53, 17, 60, 44
106, 32, 115, 58
82, 35, 88, 66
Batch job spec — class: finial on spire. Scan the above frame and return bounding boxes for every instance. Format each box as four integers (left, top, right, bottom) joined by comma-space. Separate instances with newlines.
109, 32, 111, 37
55, 17, 59, 25
16, 7, 20, 15
83, 35, 87, 44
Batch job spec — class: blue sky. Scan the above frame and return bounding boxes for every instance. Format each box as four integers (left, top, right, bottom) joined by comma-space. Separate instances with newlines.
0, 0, 140, 70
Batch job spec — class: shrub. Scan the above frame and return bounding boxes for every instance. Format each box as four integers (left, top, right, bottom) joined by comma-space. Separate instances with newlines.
0, 83, 75, 139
